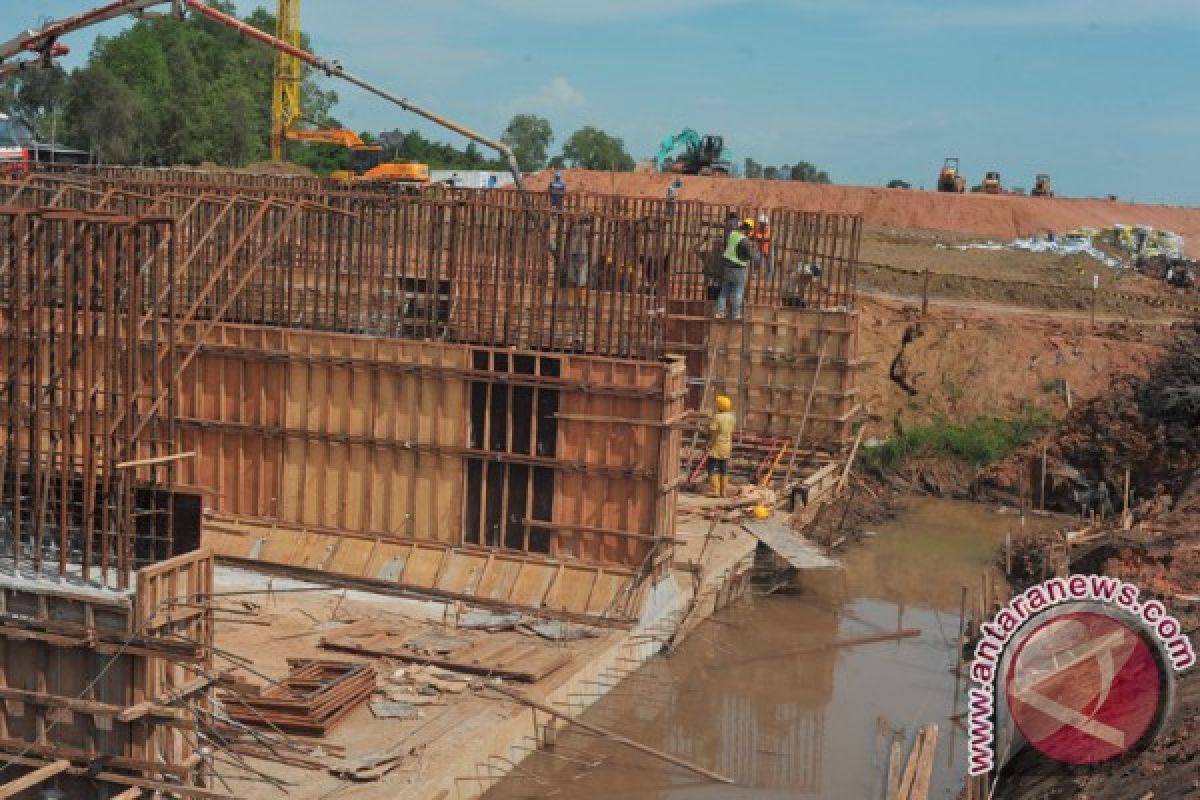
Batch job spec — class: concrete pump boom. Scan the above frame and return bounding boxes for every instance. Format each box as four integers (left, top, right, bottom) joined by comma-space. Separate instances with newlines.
0, 0, 526, 189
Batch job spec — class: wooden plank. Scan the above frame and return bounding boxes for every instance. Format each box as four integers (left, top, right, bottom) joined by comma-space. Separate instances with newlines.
0, 759, 69, 798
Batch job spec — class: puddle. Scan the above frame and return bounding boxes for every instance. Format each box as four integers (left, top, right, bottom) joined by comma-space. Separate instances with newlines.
483, 497, 1063, 800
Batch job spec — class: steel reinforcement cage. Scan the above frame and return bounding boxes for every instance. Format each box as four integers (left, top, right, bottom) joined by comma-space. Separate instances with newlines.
4, 171, 860, 351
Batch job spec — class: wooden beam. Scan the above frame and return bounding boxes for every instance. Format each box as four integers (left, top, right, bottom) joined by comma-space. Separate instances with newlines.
0, 752, 230, 800
115, 451, 196, 470
0, 759, 69, 798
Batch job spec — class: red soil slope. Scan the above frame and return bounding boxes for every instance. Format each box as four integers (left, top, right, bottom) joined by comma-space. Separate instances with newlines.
528, 171, 1200, 257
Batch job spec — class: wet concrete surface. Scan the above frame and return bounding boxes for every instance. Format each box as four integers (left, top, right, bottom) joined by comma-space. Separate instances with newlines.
484, 497, 1064, 800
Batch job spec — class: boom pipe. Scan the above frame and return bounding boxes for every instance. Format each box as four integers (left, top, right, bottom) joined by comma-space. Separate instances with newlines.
180, 0, 526, 190
0, 0, 525, 190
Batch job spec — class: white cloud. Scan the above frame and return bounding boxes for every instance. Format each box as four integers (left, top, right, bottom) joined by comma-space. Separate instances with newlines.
510, 77, 586, 112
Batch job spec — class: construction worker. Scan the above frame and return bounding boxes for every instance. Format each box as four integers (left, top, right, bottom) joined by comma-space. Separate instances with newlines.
706, 395, 736, 498
665, 178, 682, 217
751, 212, 773, 277
716, 218, 758, 320
549, 171, 567, 211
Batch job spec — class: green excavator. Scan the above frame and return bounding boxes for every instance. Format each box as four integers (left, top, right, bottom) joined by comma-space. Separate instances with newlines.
656, 129, 731, 176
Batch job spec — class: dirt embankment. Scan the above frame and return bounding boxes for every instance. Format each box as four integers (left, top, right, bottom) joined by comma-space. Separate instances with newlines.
528, 170, 1200, 258
857, 295, 1170, 437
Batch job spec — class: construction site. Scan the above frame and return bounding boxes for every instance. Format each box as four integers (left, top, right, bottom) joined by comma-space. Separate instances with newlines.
0, 2, 1194, 800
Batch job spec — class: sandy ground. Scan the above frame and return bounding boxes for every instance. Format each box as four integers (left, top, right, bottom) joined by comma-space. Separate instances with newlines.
528, 171, 1200, 258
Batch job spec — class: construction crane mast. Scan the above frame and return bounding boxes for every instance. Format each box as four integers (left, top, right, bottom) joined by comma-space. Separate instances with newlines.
270, 0, 301, 161
0, 0, 525, 188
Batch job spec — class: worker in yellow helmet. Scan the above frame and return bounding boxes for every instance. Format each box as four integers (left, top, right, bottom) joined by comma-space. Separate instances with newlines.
706, 395, 737, 498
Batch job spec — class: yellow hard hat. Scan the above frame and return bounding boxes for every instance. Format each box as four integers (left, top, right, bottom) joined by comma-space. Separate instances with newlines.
752, 505, 770, 520
742, 218, 756, 230
715, 395, 732, 412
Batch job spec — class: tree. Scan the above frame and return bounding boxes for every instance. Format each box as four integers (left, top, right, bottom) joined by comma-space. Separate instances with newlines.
65, 65, 142, 163
502, 114, 553, 173
12, 65, 69, 140
560, 126, 635, 171
743, 158, 763, 179
886, 179, 911, 189
789, 161, 831, 183
763, 165, 780, 181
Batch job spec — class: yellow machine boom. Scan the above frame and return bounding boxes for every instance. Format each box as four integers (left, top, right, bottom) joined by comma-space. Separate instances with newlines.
270, 0, 301, 162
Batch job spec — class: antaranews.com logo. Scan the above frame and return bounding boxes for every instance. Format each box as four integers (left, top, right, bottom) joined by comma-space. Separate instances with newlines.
967, 574, 1195, 775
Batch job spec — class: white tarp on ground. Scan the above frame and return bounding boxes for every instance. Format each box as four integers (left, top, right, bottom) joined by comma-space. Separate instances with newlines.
939, 236, 1122, 268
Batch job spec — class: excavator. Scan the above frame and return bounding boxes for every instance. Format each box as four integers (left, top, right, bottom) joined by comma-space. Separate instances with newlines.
936, 157, 966, 193
656, 129, 731, 176
0, 0, 524, 189
285, 127, 429, 184
270, 0, 426, 185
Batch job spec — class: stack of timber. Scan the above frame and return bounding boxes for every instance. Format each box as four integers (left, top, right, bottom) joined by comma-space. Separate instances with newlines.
320, 620, 571, 683
221, 659, 376, 737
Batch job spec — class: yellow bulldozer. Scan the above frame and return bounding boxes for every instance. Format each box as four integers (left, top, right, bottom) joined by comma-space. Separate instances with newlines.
936, 157, 966, 193
1031, 174, 1055, 197
286, 128, 430, 185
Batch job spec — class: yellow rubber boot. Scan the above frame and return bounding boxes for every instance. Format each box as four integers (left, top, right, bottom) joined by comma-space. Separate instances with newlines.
718, 475, 729, 498
707, 474, 721, 498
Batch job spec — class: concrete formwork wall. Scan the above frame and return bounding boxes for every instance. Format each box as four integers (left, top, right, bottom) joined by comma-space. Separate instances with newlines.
0, 549, 214, 797
170, 323, 684, 572
675, 307, 860, 444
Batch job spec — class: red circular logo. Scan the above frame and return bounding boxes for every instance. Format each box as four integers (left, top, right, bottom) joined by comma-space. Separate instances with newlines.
1004, 611, 1163, 765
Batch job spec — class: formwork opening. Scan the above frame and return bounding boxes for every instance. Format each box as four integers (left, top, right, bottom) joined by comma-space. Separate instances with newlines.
465, 350, 559, 554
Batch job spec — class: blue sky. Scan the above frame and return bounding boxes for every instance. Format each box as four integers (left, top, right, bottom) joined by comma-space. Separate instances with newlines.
15, 0, 1200, 204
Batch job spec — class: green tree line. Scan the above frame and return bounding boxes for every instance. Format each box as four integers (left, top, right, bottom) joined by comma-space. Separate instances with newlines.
0, 3, 829, 182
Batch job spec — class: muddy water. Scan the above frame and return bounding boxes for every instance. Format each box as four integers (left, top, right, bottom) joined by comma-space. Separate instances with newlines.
484, 497, 1062, 800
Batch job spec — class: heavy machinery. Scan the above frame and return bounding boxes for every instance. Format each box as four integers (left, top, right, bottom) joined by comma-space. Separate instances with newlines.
285, 127, 429, 184
0, 0, 524, 188
936, 157, 966, 193
1031, 173, 1055, 197
271, 1, 426, 184
980, 171, 1002, 194
656, 129, 731, 176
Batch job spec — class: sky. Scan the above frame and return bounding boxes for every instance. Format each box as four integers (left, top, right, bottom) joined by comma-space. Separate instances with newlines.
14, 0, 1200, 205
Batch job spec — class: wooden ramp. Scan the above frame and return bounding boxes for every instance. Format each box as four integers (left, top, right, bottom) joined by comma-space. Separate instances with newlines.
742, 520, 840, 570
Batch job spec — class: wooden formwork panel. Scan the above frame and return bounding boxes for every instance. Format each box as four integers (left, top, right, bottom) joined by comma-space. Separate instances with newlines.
278, 333, 468, 541
702, 308, 859, 444
553, 356, 677, 568
204, 514, 639, 623
0, 551, 213, 790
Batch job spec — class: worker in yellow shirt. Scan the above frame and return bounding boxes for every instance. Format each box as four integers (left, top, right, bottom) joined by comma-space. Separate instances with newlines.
707, 395, 736, 498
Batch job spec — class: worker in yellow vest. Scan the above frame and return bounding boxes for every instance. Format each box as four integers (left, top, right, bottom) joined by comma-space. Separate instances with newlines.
707, 395, 737, 498
717, 218, 758, 320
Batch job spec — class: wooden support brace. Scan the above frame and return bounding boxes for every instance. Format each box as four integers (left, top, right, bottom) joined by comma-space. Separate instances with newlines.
0, 759, 70, 798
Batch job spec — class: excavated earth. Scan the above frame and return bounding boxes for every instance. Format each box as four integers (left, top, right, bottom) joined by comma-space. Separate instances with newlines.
980, 327, 1199, 800
528, 171, 1200, 258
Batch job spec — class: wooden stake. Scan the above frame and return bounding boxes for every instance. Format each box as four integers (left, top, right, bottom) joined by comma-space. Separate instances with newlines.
909, 724, 940, 800
1040, 445, 1047, 511
886, 733, 904, 800
1005, 530, 1012, 577
921, 269, 931, 316
837, 424, 867, 493
487, 681, 736, 785
782, 338, 828, 488
896, 727, 924, 799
